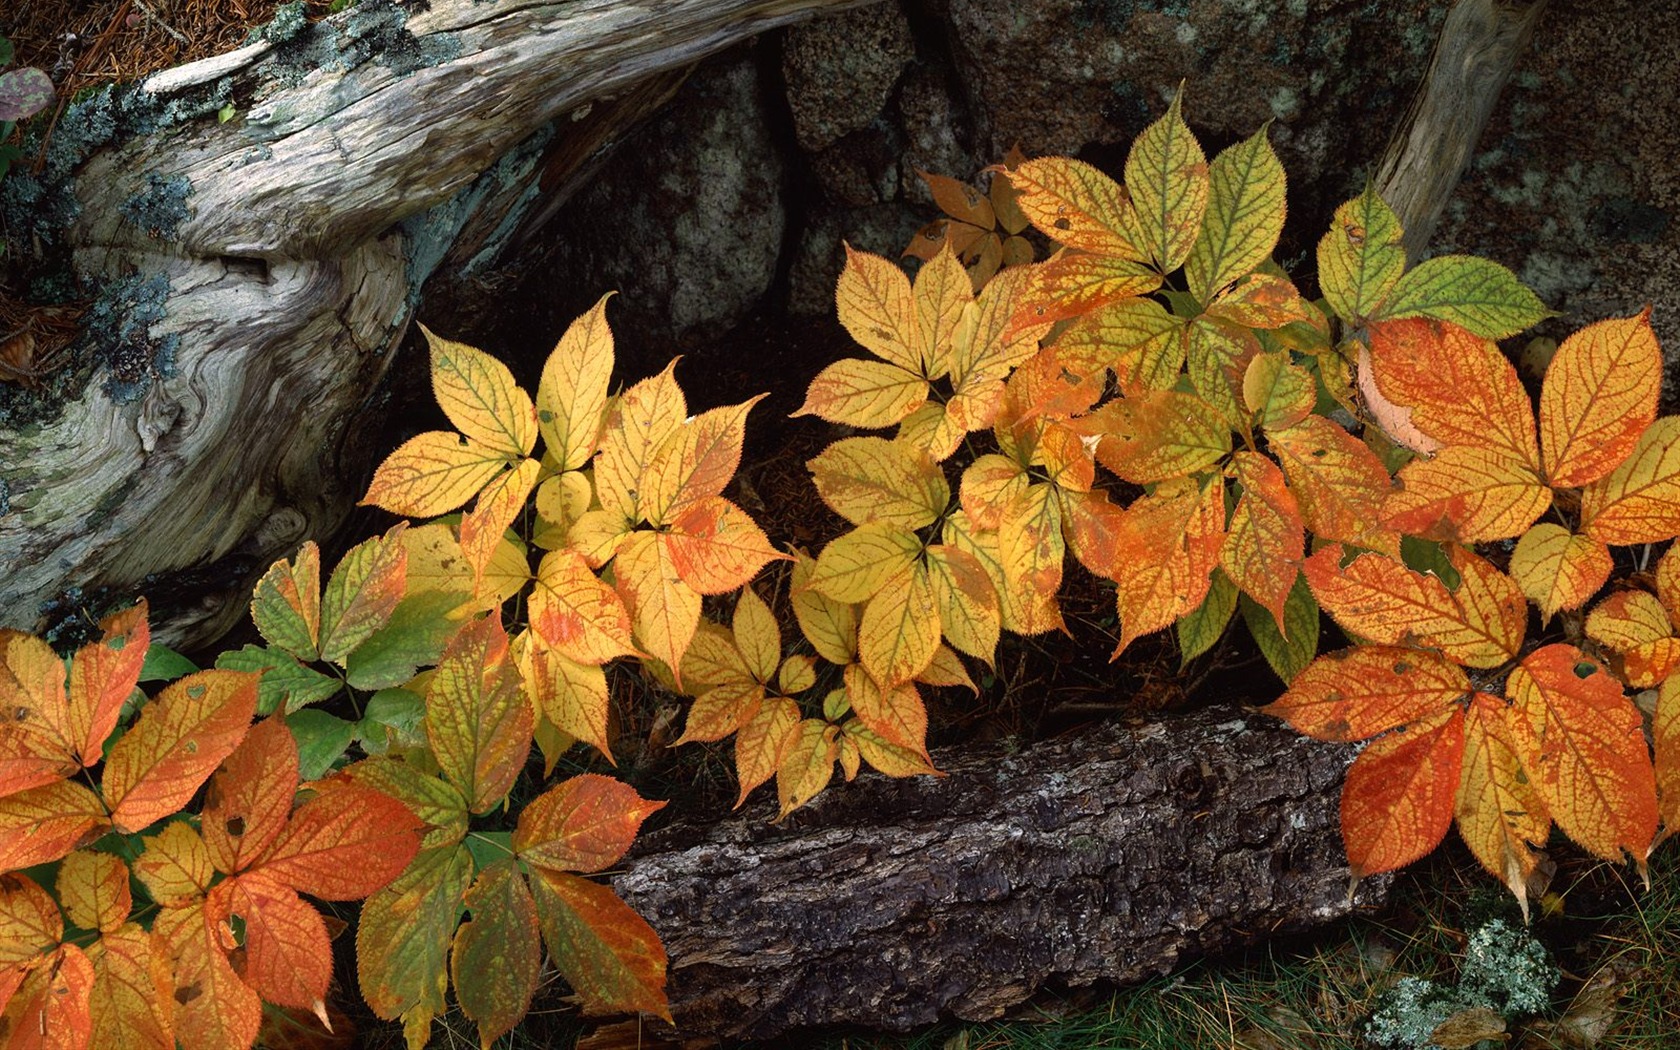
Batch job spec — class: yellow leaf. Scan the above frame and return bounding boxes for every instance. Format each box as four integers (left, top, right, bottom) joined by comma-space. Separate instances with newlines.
1269, 416, 1400, 556
1110, 478, 1225, 656
1007, 156, 1144, 259
459, 457, 540, 582
1509, 523, 1610, 621
790, 551, 859, 666
1581, 416, 1680, 545
132, 820, 213, 907
807, 436, 949, 529
523, 644, 612, 764
1438, 546, 1528, 669
361, 432, 512, 518
1585, 590, 1677, 689
1052, 297, 1185, 396
1186, 125, 1287, 303
1220, 453, 1302, 630
527, 550, 638, 666
914, 245, 974, 375
613, 532, 702, 684
777, 655, 817, 696
959, 453, 1032, 531
57, 849, 131, 934
791, 357, 928, 428
1457, 692, 1551, 919
897, 402, 968, 462
732, 588, 782, 686
663, 497, 783, 595
674, 682, 762, 746
942, 510, 1062, 637
641, 394, 766, 526
842, 719, 939, 778
843, 664, 928, 756
733, 697, 800, 807
807, 523, 923, 604
999, 483, 1065, 637
422, 326, 538, 458
568, 508, 635, 569
916, 643, 977, 693
835, 243, 919, 371
87, 923, 174, 1050
1316, 186, 1406, 326
481, 533, 533, 610
531, 469, 594, 551
926, 544, 1000, 664
537, 294, 615, 471
951, 265, 1044, 387
858, 563, 942, 688
776, 720, 839, 820
1383, 446, 1551, 543
1539, 310, 1661, 487
1124, 89, 1208, 273
594, 360, 686, 522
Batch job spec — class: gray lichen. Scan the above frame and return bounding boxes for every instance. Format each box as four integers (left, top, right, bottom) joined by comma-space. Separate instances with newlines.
119, 173, 194, 241
1364, 919, 1558, 1049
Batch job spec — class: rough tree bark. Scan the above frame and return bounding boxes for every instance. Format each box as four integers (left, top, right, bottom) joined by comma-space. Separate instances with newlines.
612, 705, 1390, 1040
0, 0, 871, 649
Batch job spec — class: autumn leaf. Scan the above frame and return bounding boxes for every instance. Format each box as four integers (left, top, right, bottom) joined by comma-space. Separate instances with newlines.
663, 496, 783, 595
641, 395, 765, 526
1365, 318, 1539, 467
102, 669, 258, 834
594, 360, 686, 522
1005, 156, 1145, 260
156, 900, 262, 1050
858, 563, 942, 688
1372, 255, 1548, 340
65, 602, 149, 769
1509, 522, 1612, 619
733, 697, 800, 807
1109, 478, 1226, 657
1457, 692, 1552, 919
56, 850, 131, 935
2, 943, 94, 1050
732, 588, 782, 686
1656, 675, 1679, 843
1341, 706, 1464, 876
361, 432, 514, 519
206, 869, 332, 1015
528, 868, 671, 1021
807, 437, 949, 530
926, 544, 1001, 663
0, 872, 60, 967
1185, 123, 1286, 303
1382, 446, 1551, 544
1242, 351, 1316, 433
808, 523, 924, 605
1053, 297, 1185, 395
0, 778, 108, 874
132, 821, 214, 908
1580, 416, 1680, 545
790, 551, 859, 666
1088, 390, 1231, 484
1123, 90, 1207, 273
87, 923, 174, 1050
527, 549, 639, 666
202, 717, 298, 876
835, 242, 920, 371
792, 357, 928, 429
843, 665, 929, 757
1316, 186, 1406, 327
355, 845, 473, 1040
1185, 315, 1261, 430
254, 775, 423, 900
513, 774, 665, 874
777, 720, 840, 820
1269, 416, 1399, 556
459, 457, 541, 584
450, 861, 541, 1048
613, 531, 703, 683
424, 617, 532, 814
521, 642, 612, 765
1219, 452, 1303, 630
1264, 646, 1466, 742
538, 294, 615, 471
1585, 590, 1680, 688
1538, 310, 1661, 487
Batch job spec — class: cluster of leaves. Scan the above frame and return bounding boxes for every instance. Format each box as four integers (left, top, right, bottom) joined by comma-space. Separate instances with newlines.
790, 89, 1679, 915
901, 147, 1035, 291
0, 34, 53, 235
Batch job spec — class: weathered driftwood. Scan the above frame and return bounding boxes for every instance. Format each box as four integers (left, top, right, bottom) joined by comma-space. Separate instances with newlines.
1375, 0, 1549, 260
0, 0, 871, 648
611, 704, 1389, 1040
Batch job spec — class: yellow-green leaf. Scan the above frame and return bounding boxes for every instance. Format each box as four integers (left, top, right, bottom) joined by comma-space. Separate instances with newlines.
450, 861, 541, 1049
808, 523, 923, 605
1186, 124, 1286, 302
807, 436, 949, 529
319, 524, 409, 664
423, 326, 538, 458
356, 845, 473, 1038
926, 544, 1000, 664
425, 617, 531, 814
1052, 296, 1185, 395
859, 563, 941, 688
1316, 186, 1405, 326
791, 551, 859, 666
1375, 255, 1548, 340
251, 542, 321, 662
527, 868, 670, 1021
792, 358, 928, 428
1124, 90, 1208, 273
537, 294, 615, 472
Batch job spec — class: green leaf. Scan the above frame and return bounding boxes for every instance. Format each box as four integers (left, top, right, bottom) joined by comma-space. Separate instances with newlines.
1316, 185, 1405, 327
450, 861, 541, 1048
1241, 573, 1318, 683
464, 832, 514, 872
345, 757, 469, 852
286, 709, 356, 780
1374, 255, 1550, 339
355, 845, 473, 1039
214, 645, 341, 715
528, 868, 671, 1021
1186, 123, 1287, 303
343, 588, 468, 691
1178, 569, 1238, 665
139, 644, 198, 683
1400, 534, 1462, 591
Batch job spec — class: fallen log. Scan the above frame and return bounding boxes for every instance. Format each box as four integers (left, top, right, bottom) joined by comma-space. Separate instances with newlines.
611, 704, 1389, 1040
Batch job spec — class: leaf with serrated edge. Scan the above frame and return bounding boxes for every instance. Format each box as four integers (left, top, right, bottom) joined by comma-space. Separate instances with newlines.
1263, 645, 1466, 742
1510, 523, 1612, 620
915, 245, 973, 375
1507, 644, 1657, 867
1125, 91, 1207, 273
732, 588, 781, 686
1060, 487, 1127, 580
1374, 255, 1548, 340
207, 870, 330, 1013
529, 549, 638, 665
3, 943, 93, 1050
777, 720, 839, 820
1656, 676, 1680, 842
1241, 575, 1319, 683
960, 454, 1032, 531
155, 900, 260, 1050
202, 717, 297, 876
318, 525, 409, 665
836, 243, 920, 371
1243, 352, 1315, 432
898, 401, 968, 462
0, 778, 108, 873
343, 758, 468, 854
1221, 452, 1302, 630
1657, 543, 1680, 628
1183, 315, 1261, 430
1178, 569, 1238, 665
425, 617, 532, 813
87, 923, 174, 1050
538, 294, 615, 471
1431, 546, 1527, 669
1053, 297, 1185, 395
808, 523, 923, 605
793, 357, 928, 428
523, 644, 612, 764
808, 436, 949, 530
1383, 446, 1551, 544
514, 774, 665, 874
791, 551, 858, 666
1187, 124, 1286, 303
1091, 389, 1232, 484
132, 820, 213, 907
916, 644, 976, 692
529, 868, 670, 1021
843, 664, 928, 757
1540, 311, 1661, 487
0, 629, 76, 796
733, 697, 801, 807
255, 776, 423, 899
362, 432, 513, 518
594, 360, 686, 522
1341, 706, 1464, 877
0, 871, 61, 966
423, 326, 537, 459
1457, 692, 1551, 919
533, 470, 594, 552
1317, 186, 1405, 326
1110, 478, 1225, 657
1581, 416, 1680, 545
674, 682, 762, 746
642, 395, 765, 526
1017, 253, 1161, 324
614, 531, 703, 686
450, 861, 541, 1048
1206, 273, 1320, 331
102, 670, 258, 834
844, 720, 939, 778
57, 850, 130, 934
1366, 318, 1539, 466
999, 483, 1065, 638
859, 563, 942, 688
663, 497, 783, 596
355, 844, 472, 1033
778, 654, 817, 696
64, 603, 149, 769
1270, 417, 1400, 556
927, 544, 1001, 663
1006, 157, 1144, 259
459, 457, 540, 583
1585, 591, 1680, 688
1304, 547, 1474, 663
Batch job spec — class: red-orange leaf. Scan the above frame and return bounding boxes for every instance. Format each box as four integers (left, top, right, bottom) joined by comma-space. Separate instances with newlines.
102, 670, 259, 834
527, 868, 670, 1021
1269, 416, 1400, 556
1507, 644, 1657, 867
156, 900, 261, 1050
56, 850, 131, 935
514, 774, 666, 875
207, 870, 330, 1013
1457, 692, 1551, 921
1089, 390, 1231, 484
1365, 318, 1539, 467
1110, 478, 1226, 657
1264, 646, 1467, 742
1219, 452, 1302, 630
1341, 706, 1464, 877
1539, 310, 1661, 488
424, 617, 531, 814
663, 497, 783, 595
450, 861, 541, 1049
2, 943, 94, 1050
202, 717, 298, 876
66, 602, 149, 769
255, 777, 422, 900
0, 779, 108, 874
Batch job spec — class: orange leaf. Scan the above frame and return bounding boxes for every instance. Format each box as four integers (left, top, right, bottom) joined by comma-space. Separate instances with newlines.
1580, 416, 1680, 545
1, 944, 94, 1050
513, 774, 665, 875
663, 497, 784, 595
733, 697, 800, 807
1457, 692, 1552, 921
424, 617, 531, 814
1585, 590, 1680, 688
537, 293, 615, 472
0, 779, 107, 874
1366, 318, 1539, 466
1341, 706, 1464, 877
926, 544, 1001, 663
87, 924, 174, 1050
1509, 522, 1612, 619
1205, 273, 1318, 331
459, 456, 541, 583
613, 531, 702, 684
859, 564, 942, 688
255, 777, 422, 900
808, 436, 949, 530
449, 861, 541, 1049
251, 544, 321, 661
0, 629, 76, 797
1303, 547, 1517, 668
776, 719, 840, 820
102, 670, 258, 834
1269, 416, 1399, 556
843, 664, 929, 757
1006, 157, 1144, 259
0, 872, 61, 967
1219, 452, 1303, 630
66, 602, 148, 769
998, 483, 1066, 638
56, 850, 131, 935
528, 549, 638, 666
1507, 644, 1657, 867
1059, 487, 1127, 580
1018, 253, 1161, 324
1539, 310, 1661, 487
360, 431, 512, 519
594, 360, 686, 522
1382, 445, 1551, 543
835, 243, 919, 371
527, 869, 670, 1022
1657, 543, 1680, 629
132, 821, 214, 908
207, 870, 331, 1013
641, 395, 765, 526
791, 358, 927, 429
1110, 479, 1226, 657
155, 900, 261, 1050
1264, 646, 1467, 742
202, 717, 298, 876
1090, 390, 1231, 484
1656, 675, 1680, 842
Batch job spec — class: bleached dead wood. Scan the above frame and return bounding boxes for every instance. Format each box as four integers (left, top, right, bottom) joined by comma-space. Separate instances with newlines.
0, 0, 873, 648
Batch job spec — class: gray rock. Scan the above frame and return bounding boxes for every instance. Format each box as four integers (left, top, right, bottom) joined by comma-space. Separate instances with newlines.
783, 1, 918, 153
787, 203, 927, 317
